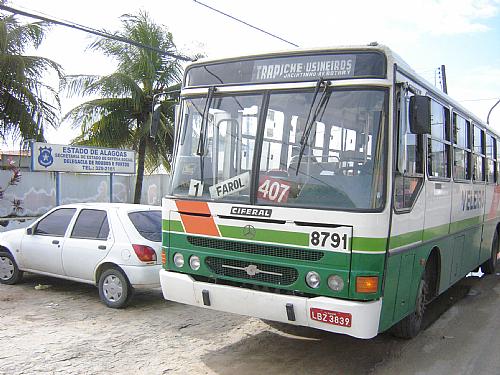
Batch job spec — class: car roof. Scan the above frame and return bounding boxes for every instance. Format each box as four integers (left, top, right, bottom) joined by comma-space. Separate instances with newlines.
55, 203, 160, 212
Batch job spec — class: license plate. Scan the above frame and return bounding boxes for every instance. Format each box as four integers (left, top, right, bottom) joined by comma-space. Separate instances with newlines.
310, 307, 352, 327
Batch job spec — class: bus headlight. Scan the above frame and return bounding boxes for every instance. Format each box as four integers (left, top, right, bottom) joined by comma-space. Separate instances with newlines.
189, 255, 201, 270
306, 271, 321, 289
327, 275, 344, 291
173, 253, 184, 268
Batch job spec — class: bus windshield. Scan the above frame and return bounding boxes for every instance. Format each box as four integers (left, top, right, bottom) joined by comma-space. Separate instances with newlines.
171, 88, 387, 210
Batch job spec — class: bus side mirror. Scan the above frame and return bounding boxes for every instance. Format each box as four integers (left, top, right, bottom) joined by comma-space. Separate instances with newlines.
409, 95, 431, 135
151, 105, 161, 138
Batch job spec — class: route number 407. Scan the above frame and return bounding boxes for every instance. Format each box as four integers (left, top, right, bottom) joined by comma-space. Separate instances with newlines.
258, 177, 291, 203
310, 231, 349, 251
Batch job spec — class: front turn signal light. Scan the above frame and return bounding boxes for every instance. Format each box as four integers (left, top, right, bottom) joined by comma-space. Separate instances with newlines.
356, 276, 379, 293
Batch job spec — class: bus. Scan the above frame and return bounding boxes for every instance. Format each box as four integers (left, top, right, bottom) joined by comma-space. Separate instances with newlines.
159, 43, 500, 339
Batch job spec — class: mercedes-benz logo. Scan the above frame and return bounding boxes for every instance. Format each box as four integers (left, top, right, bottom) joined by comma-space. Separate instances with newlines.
243, 224, 256, 239
245, 264, 258, 276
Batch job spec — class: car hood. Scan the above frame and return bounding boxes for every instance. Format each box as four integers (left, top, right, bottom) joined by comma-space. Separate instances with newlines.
0, 228, 26, 248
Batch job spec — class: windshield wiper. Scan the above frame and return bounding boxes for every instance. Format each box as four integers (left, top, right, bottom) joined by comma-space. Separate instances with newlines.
295, 79, 331, 175
196, 86, 215, 183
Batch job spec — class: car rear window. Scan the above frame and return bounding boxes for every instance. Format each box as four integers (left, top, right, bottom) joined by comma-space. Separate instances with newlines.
128, 210, 162, 242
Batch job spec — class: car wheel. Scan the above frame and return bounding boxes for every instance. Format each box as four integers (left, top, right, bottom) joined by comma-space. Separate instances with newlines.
0, 251, 23, 285
98, 268, 130, 308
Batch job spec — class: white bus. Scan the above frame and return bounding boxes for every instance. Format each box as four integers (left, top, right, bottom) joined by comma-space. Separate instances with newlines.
159, 44, 499, 339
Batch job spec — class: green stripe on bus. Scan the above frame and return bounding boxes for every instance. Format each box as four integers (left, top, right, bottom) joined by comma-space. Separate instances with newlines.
389, 230, 422, 250
388, 214, 485, 250
422, 223, 450, 242
218, 225, 309, 247
163, 219, 184, 233
450, 215, 483, 233
351, 237, 387, 252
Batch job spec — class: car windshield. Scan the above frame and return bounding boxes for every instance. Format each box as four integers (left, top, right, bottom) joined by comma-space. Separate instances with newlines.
128, 211, 162, 242
171, 88, 387, 211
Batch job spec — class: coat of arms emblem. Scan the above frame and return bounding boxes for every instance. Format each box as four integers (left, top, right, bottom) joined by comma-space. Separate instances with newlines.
38, 146, 53, 168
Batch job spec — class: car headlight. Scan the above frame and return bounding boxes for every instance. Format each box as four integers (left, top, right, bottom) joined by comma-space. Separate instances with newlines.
189, 255, 201, 271
173, 253, 184, 268
306, 271, 321, 289
327, 275, 344, 291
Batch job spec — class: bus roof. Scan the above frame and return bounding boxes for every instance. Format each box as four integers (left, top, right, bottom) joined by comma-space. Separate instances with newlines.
186, 43, 492, 135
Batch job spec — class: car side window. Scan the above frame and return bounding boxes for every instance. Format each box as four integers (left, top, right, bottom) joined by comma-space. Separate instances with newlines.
71, 209, 110, 240
35, 208, 77, 236
128, 211, 161, 242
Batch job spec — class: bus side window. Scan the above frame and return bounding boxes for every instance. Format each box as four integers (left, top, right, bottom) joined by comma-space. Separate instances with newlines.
394, 89, 424, 211
472, 124, 485, 182
452, 113, 471, 181
427, 100, 451, 179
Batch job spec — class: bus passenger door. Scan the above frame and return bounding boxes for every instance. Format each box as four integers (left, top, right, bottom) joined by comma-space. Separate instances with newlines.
385, 86, 426, 323
423, 100, 452, 284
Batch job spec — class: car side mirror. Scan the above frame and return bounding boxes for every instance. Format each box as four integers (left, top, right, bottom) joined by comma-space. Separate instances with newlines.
409, 95, 431, 135
26, 227, 33, 235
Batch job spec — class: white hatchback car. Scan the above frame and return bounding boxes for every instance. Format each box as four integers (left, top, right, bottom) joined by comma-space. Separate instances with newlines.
0, 203, 162, 308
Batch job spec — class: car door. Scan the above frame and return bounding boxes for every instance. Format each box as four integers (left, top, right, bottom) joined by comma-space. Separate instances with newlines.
62, 208, 114, 281
20, 208, 77, 275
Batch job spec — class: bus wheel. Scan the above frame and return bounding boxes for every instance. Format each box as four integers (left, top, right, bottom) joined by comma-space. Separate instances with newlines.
481, 231, 499, 275
391, 270, 429, 339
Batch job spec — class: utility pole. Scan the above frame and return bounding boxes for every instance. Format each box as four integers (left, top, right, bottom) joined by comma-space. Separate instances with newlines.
487, 98, 500, 125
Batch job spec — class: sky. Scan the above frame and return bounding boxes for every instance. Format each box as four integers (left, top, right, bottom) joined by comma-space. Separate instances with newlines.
2, 0, 500, 149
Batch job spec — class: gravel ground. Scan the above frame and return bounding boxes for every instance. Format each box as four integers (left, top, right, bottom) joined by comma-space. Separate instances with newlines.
1, 272, 500, 375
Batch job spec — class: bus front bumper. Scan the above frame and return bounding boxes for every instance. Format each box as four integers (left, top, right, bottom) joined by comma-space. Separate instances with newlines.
160, 269, 382, 339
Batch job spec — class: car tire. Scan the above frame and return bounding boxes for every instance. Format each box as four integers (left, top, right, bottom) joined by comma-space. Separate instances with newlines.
98, 268, 131, 308
0, 251, 23, 285
482, 231, 499, 274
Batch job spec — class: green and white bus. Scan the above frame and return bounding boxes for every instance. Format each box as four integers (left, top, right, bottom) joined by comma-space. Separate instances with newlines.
159, 44, 500, 339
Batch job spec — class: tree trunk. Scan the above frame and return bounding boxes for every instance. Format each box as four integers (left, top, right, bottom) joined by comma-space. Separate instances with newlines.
133, 136, 147, 204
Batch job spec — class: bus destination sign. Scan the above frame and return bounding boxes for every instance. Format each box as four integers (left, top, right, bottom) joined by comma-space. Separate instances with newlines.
252, 55, 356, 82
185, 51, 386, 87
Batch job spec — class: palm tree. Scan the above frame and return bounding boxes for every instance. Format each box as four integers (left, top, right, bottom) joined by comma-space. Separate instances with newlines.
62, 12, 184, 203
0, 4, 62, 143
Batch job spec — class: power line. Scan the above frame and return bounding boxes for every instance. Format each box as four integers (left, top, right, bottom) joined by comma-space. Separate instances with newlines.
0, 4, 194, 62
193, 0, 299, 48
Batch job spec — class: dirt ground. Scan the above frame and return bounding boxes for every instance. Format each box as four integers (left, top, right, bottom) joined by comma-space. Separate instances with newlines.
1, 272, 500, 375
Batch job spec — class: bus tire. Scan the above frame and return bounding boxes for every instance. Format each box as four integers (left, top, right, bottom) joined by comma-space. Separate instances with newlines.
481, 231, 499, 275
391, 270, 429, 339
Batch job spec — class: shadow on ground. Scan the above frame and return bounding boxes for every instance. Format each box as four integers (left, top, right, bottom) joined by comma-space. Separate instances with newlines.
202, 277, 477, 375
14, 273, 165, 309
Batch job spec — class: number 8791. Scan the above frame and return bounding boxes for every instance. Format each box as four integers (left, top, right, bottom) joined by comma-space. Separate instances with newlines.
310, 230, 348, 250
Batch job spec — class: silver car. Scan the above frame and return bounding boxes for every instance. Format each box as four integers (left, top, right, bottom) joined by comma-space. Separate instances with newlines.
0, 203, 162, 308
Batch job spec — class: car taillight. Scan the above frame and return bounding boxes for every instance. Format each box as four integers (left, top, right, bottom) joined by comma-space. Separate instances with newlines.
132, 244, 157, 262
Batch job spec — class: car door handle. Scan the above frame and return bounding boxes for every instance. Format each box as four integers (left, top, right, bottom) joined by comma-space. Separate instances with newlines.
52, 240, 60, 245
98, 245, 107, 250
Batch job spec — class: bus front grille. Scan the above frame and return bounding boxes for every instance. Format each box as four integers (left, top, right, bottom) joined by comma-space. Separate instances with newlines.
188, 236, 323, 261
205, 257, 298, 286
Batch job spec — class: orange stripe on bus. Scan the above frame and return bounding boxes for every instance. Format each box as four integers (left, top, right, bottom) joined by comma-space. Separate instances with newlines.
180, 214, 220, 237
175, 200, 219, 236
175, 200, 211, 215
